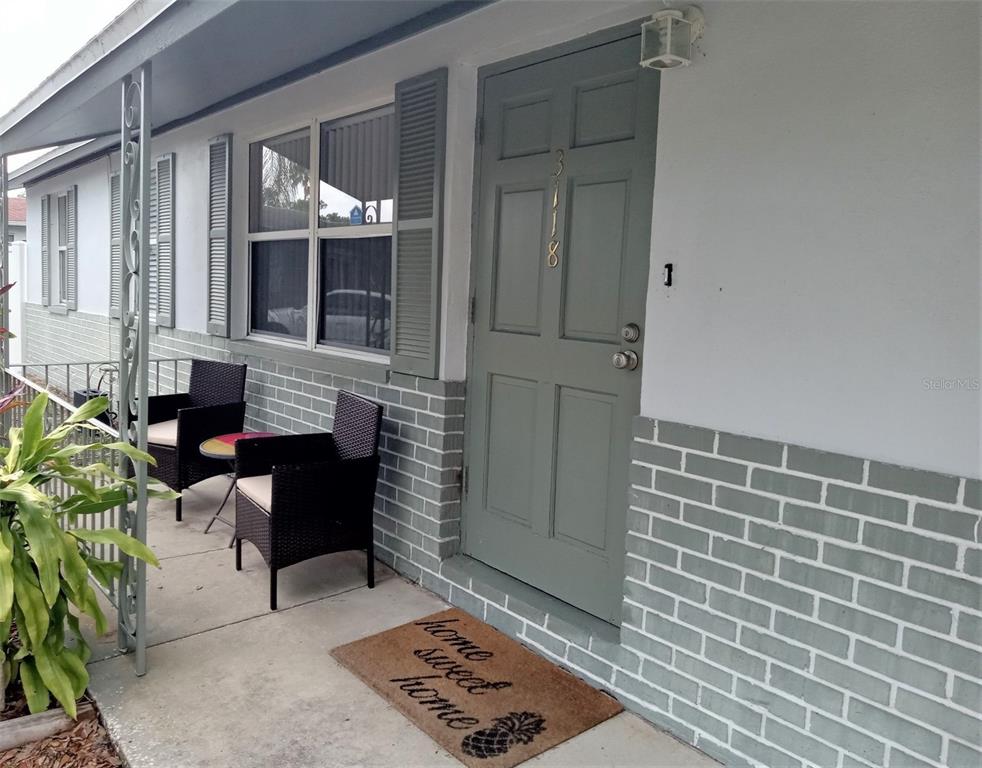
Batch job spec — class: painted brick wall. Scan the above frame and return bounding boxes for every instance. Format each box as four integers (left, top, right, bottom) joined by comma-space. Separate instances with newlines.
21, 305, 466, 571
424, 420, 981, 768
617, 418, 981, 768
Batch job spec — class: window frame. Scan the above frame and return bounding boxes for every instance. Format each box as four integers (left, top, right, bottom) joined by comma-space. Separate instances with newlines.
244, 106, 394, 363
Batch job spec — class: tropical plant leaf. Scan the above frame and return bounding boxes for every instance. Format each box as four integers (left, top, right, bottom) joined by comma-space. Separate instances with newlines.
11, 551, 50, 645
18, 658, 50, 714
66, 612, 91, 664
19, 392, 48, 466
34, 644, 78, 718
17, 502, 63, 606
63, 396, 109, 426
5, 425, 22, 470
62, 487, 129, 517
60, 578, 107, 636
102, 441, 157, 465
70, 528, 159, 568
0, 522, 13, 621
59, 647, 89, 700
60, 531, 90, 595
81, 553, 123, 590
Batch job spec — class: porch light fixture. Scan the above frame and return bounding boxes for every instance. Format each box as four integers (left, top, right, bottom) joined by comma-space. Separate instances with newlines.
640, 7, 705, 70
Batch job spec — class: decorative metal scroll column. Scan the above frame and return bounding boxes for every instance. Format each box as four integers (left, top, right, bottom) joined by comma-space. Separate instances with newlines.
117, 63, 151, 676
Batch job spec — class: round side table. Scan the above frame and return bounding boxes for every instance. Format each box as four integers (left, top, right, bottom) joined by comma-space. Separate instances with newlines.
200, 432, 276, 546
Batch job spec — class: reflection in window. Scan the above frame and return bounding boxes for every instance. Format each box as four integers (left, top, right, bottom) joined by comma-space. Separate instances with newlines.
250, 240, 309, 339
249, 130, 310, 233
319, 111, 394, 228
318, 237, 391, 350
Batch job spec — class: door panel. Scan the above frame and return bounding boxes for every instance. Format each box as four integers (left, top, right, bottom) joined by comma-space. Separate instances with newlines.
500, 93, 554, 159
561, 177, 629, 341
553, 386, 615, 551
465, 35, 659, 623
492, 187, 547, 335
485, 374, 538, 525
572, 72, 639, 147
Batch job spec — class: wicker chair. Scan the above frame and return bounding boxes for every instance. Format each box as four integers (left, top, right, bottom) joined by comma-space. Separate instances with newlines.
234, 390, 383, 610
143, 359, 248, 521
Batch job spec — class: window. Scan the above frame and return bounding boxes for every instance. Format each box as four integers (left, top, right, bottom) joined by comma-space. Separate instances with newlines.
247, 107, 393, 354
41, 187, 76, 310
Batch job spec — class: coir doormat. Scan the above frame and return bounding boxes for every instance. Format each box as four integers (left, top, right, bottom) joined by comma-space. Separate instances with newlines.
331, 608, 622, 768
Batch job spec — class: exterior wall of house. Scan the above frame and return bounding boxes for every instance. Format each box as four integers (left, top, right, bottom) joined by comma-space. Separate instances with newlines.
25, 156, 112, 315
644, 1, 980, 479
18, 2, 980, 768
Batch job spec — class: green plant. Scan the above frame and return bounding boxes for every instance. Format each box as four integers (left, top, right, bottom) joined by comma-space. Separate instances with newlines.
0, 392, 176, 718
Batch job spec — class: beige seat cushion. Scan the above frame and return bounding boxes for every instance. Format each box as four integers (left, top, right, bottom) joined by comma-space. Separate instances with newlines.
237, 474, 272, 512
146, 419, 178, 447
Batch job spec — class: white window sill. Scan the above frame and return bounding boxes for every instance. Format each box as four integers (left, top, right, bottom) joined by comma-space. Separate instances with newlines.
229, 334, 391, 381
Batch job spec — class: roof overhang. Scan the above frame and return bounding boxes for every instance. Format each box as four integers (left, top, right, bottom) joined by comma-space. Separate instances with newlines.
0, 0, 490, 160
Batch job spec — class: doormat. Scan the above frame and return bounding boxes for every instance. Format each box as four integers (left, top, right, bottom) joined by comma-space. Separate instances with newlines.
331, 608, 622, 768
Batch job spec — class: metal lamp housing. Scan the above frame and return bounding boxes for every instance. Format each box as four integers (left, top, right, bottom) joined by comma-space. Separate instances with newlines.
640, 8, 704, 69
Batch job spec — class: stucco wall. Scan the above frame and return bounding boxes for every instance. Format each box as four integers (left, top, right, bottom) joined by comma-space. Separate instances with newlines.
643, 1, 981, 478
26, 156, 112, 314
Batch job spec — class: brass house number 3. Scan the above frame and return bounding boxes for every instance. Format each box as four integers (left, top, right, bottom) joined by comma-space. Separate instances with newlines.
547, 148, 565, 269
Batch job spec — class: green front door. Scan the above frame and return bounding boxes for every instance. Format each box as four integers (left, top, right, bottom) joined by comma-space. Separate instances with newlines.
464, 35, 659, 624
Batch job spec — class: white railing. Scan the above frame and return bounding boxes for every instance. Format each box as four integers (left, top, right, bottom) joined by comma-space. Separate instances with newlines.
3, 357, 193, 610
6, 358, 194, 432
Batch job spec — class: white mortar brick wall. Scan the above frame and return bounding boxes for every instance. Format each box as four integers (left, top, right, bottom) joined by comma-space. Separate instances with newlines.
22, 306, 467, 569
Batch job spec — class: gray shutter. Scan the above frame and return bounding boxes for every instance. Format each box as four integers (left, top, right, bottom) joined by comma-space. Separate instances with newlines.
391, 68, 447, 379
40, 195, 50, 306
155, 153, 176, 327
109, 173, 122, 318
65, 186, 78, 310
207, 135, 232, 336
148, 165, 158, 321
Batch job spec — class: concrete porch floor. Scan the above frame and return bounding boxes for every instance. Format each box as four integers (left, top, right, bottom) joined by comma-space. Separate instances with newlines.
85, 476, 718, 768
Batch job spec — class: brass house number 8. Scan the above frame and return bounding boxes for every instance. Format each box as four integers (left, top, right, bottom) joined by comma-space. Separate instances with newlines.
547, 149, 565, 268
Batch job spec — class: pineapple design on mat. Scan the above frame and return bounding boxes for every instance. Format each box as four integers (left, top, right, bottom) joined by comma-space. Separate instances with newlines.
462, 712, 547, 759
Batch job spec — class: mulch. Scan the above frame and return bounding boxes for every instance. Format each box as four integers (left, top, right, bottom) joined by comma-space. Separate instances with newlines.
0, 718, 122, 768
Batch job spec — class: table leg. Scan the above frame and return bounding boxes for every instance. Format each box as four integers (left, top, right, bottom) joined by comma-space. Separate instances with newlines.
204, 472, 236, 537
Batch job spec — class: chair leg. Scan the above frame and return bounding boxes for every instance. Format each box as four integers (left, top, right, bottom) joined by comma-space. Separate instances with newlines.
367, 543, 375, 589
270, 568, 277, 611
235, 538, 241, 571
175, 496, 182, 522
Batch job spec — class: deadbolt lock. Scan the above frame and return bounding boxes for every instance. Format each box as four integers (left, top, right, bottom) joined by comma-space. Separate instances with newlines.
611, 350, 639, 371
621, 323, 641, 343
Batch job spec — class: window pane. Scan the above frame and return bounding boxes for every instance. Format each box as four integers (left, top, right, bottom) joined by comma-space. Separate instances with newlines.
319, 110, 394, 227
318, 237, 391, 350
250, 240, 308, 339
249, 130, 310, 232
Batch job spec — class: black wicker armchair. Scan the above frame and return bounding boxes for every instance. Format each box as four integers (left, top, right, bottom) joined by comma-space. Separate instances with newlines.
143, 359, 248, 521
234, 390, 383, 610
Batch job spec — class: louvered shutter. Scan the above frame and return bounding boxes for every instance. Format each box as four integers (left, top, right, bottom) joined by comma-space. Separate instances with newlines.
207, 135, 232, 336
40, 195, 50, 306
65, 186, 78, 310
148, 165, 158, 321
154, 154, 176, 327
391, 68, 447, 379
109, 174, 122, 317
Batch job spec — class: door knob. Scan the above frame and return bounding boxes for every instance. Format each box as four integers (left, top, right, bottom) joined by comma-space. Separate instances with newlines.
611, 350, 639, 370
